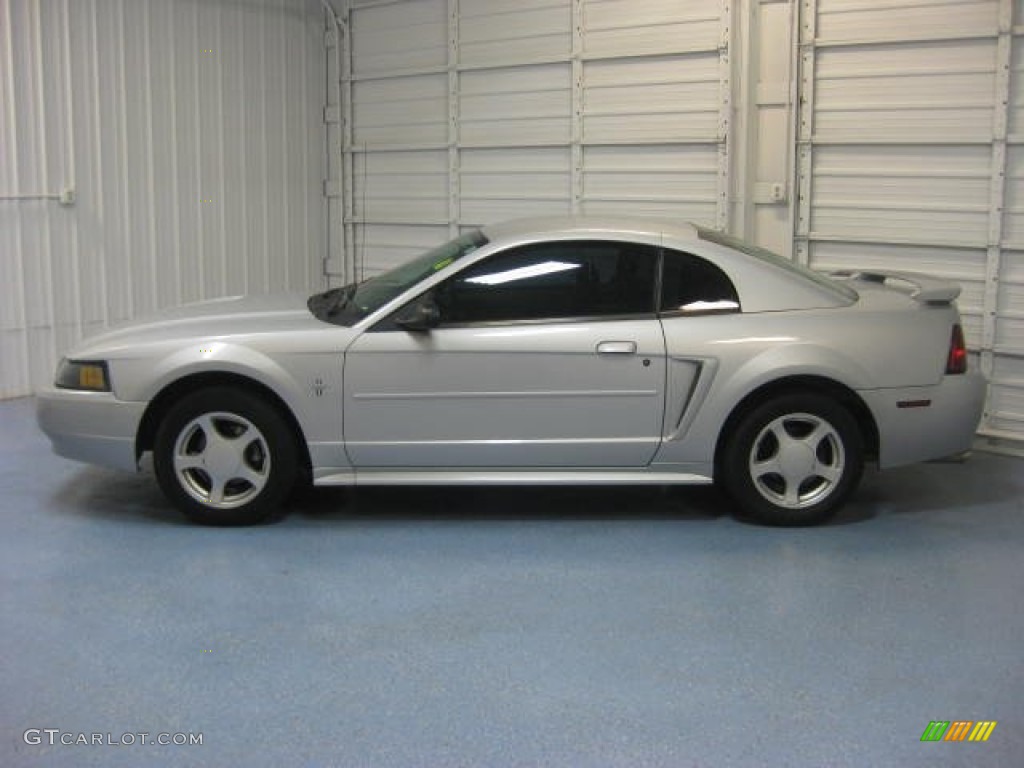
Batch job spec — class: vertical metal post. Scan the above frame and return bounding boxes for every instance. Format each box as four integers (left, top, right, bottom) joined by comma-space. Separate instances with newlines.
716, 0, 733, 231
982, 0, 1012, 423
321, 4, 344, 285
448, 0, 460, 236
571, 0, 583, 215
340, 1, 356, 281
793, 0, 816, 265
734, 0, 756, 241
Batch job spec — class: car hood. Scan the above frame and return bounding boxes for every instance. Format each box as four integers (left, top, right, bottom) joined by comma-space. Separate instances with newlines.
68, 292, 339, 358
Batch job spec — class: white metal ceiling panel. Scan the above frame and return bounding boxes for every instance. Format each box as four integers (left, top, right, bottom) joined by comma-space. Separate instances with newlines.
815, 0, 999, 44
353, 149, 449, 223
582, 0, 721, 58
1010, 40, 1024, 135
1002, 145, 1024, 244
809, 145, 993, 248
990, 247, 1024, 434
459, 0, 570, 69
353, 74, 448, 146
351, 0, 446, 76
812, 42, 996, 144
582, 54, 721, 145
459, 64, 571, 147
460, 147, 571, 225
582, 144, 719, 222
987, 356, 1024, 434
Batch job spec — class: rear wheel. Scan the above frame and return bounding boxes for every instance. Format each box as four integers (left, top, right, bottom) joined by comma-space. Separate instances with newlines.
154, 387, 298, 525
720, 393, 864, 526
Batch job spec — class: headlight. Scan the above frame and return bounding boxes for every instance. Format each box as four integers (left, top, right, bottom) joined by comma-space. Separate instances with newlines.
55, 359, 111, 392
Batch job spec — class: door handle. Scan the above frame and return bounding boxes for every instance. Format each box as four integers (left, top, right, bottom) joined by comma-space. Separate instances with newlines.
596, 340, 637, 355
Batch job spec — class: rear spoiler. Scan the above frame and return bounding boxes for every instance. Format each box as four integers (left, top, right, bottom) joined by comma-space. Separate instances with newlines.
828, 270, 961, 304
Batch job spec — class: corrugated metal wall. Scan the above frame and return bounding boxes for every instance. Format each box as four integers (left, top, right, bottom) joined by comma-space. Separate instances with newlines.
795, 0, 1024, 443
0, 0, 326, 398
4, 0, 1024, 444
335, 0, 732, 279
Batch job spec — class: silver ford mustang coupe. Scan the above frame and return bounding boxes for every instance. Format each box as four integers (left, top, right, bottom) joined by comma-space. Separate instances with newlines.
38, 216, 985, 526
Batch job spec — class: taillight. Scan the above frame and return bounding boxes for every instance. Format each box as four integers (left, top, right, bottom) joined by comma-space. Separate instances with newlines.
946, 324, 967, 374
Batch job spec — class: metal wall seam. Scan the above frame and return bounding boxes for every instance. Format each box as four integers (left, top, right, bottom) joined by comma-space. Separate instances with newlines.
794, 0, 817, 265
116, 0, 134, 320
163, 0, 182, 308
32, 0, 57, 384
88, 0, 110, 328
259, 6, 271, 294
61, 0, 82, 345
216, 3, 229, 298
3, 0, 30, 396
188, 1, 205, 301
284, 5, 296, 292
142, 0, 158, 312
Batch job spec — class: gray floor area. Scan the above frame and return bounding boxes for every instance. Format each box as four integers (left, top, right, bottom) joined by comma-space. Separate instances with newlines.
2, 396, 1022, 768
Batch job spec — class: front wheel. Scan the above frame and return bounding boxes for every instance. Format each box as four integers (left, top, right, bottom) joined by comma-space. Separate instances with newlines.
719, 394, 864, 526
154, 387, 298, 525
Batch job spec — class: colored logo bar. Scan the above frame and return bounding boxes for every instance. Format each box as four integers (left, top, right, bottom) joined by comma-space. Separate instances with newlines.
921, 721, 997, 742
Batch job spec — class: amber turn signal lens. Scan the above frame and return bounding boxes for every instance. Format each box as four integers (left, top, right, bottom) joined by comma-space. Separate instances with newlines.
79, 365, 107, 390
55, 360, 111, 392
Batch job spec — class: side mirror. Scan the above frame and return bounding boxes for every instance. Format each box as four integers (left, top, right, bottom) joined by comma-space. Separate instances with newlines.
394, 298, 441, 332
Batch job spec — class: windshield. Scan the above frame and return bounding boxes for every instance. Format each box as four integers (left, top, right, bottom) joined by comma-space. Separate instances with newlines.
697, 227, 857, 302
308, 229, 488, 326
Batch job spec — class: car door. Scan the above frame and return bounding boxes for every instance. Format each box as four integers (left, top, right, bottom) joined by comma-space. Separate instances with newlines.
343, 239, 667, 468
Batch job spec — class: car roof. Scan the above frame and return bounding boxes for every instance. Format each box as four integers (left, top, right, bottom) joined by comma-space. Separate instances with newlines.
479, 215, 857, 312
481, 215, 701, 244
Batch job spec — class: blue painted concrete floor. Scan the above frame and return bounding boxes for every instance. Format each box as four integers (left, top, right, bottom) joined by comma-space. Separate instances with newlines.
2, 396, 1022, 767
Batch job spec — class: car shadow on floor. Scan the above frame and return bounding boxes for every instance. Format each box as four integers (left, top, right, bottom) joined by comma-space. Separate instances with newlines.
289, 482, 730, 525
52, 467, 187, 525
52, 467, 731, 526
853, 454, 1021, 519
50, 455, 1017, 528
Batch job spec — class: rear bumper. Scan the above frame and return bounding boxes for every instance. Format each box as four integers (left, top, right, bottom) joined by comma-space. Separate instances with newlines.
36, 387, 146, 472
860, 371, 986, 469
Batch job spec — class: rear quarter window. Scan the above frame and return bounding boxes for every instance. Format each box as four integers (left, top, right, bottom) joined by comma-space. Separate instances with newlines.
660, 248, 741, 315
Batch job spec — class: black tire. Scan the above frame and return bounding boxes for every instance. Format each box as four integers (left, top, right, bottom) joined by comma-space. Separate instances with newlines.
719, 393, 864, 526
153, 387, 298, 526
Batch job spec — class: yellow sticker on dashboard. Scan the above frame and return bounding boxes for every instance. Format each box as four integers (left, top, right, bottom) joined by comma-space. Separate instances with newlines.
433, 257, 454, 271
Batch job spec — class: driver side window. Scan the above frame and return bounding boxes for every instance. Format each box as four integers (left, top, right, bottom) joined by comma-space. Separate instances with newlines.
434, 240, 659, 325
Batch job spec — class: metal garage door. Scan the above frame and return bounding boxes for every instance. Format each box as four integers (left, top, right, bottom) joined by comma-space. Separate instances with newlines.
329, 0, 732, 282
795, 0, 1024, 444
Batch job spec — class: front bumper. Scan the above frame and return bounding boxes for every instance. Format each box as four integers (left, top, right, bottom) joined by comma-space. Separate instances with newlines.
36, 387, 146, 472
860, 371, 987, 469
